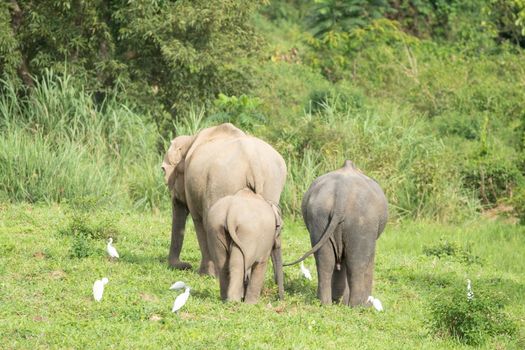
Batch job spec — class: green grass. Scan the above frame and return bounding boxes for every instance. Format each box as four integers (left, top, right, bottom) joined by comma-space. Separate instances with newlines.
1, 204, 523, 349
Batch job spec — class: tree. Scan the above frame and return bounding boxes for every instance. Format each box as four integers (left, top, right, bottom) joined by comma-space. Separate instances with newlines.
307, 0, 389, 38
0, 0, 262, 131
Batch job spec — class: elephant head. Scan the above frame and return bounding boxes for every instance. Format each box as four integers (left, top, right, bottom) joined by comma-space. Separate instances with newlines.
162, 124, 247, 203
161, 135, 194, 204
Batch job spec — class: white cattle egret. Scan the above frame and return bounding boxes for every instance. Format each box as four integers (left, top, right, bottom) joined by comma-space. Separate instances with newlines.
169, 281, 186, 290
107, 238, 119, 259
467, 279, 474, 301
172, 287, 191, 313
300, 262, 312, 281
367, 296, 384, 312
93, 277, 109, 302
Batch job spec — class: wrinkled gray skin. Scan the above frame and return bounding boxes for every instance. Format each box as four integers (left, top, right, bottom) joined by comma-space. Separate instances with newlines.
206, 189, 284, 303
286, 160, 387, 306
161, 123, 287, 276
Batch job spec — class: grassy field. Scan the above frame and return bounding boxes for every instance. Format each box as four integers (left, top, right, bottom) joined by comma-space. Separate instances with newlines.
1, 204, 523, 349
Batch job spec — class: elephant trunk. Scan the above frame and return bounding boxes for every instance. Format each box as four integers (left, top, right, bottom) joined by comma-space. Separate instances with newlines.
271, 244, 285, 300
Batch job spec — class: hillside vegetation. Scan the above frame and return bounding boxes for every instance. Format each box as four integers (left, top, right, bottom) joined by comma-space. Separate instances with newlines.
1, 0, 524, 221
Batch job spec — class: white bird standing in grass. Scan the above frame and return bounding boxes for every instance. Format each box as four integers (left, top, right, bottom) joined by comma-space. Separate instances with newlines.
169, 281, 186, 290
106, 238, 119, 259
300, 261, 312, 281
467, 279, 474, 301
367, 296, 384, 312
93, 277, 109, 302
172, 286, 191, 313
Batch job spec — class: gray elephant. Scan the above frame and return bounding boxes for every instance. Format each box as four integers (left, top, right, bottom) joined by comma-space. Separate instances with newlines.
285, 160, 387, 306
161, 123, 287, 276
206, 189, 284, 303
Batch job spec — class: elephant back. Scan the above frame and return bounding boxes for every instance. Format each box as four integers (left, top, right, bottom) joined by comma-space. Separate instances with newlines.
184, 134, 286, 216
185, 123, 246, 163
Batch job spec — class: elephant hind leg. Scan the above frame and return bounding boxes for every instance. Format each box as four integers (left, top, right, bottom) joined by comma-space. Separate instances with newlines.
314, 243, 336, 305
216, 247, 229, 301
227, 245, 245, 302
244, 260, 268, 304
332, 264, 348, 304
345, 231, 376, 307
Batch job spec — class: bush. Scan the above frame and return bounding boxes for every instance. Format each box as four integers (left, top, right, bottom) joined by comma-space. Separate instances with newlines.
60, 208, 120, 259
69, 235, 94, 259
208, 94, 266, 132
60, 212, 119, 241
430, 281, 517, 345
459, 119, 524, 206
423, 239, 482, 265
510, 186, 525, 224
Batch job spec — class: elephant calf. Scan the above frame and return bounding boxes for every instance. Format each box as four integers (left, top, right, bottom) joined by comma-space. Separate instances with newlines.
205, 189, 284, 303
286, 160, 387, 306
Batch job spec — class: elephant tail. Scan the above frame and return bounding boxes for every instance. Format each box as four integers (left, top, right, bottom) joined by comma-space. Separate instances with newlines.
283, 211, 343, 267
225, 216, 248, 283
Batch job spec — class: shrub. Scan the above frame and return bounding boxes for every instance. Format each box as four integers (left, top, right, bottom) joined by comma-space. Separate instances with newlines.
510, 185, 525, 224
423, 239, 482, 265
306, 0, 389, 39
69, 235, 93, 259
208, 94, 266, 132
430, 281, 517, 345
459, 119, 524, 206
60, 208, 120, 259
60, 212, 119, 241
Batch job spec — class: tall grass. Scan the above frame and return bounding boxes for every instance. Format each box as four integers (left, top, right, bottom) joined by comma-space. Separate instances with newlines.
276, 100, 480, 221
0, 71, 168, 210
0, 129, 116, 204
0, 70, 481, 220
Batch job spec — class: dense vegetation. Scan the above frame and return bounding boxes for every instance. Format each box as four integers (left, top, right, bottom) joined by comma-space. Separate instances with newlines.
1, 0, 524, 221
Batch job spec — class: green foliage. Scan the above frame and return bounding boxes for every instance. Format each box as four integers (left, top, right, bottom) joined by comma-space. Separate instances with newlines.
308, 84, 365, 113
60, 211, 119, 241
423, 239, 482, 265
1, 0, 524, 222
208, 94, 266, 131
60, 206, 120, 258
252, 61, 332, 122
307, 0, 389, 38
0, 71, 167, 210
430, 282, 517, 345
270, 98, 478, 220
1, 0, 262, 130
0, 2, 21, 81
304, 18, 419, 81
69, 234, 93, 259
511, 186, 525, 224
488, 0, 525, 46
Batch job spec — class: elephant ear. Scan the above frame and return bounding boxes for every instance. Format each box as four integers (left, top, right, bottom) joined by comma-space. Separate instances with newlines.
185, 123, 245, 162
162, 135, 193, 195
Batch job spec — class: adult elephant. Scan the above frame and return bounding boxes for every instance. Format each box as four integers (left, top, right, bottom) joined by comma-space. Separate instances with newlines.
161, 123, 287, 276
285, 160, 387, 306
